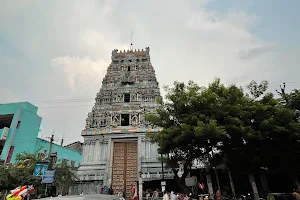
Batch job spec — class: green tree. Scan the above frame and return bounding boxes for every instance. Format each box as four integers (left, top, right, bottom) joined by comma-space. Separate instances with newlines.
0, 164, 12, 191
246, 80, 268, 99
147, 78, 300, 192
146, 79, 248, 191
15, 147, 47, 169
54, 163, 77, 195
288, 89, 300, 112
0, 163, 41, 192
242, 82, 300, 174
0, 149, 46, 192
221, 80, 270, 172
277, 83, 300, 116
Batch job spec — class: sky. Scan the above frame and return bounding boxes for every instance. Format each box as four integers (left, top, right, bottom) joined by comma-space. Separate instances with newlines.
0, 0, 300, 145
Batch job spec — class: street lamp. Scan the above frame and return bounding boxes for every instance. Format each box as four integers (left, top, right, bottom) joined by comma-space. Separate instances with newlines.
160, 153, 164, 180
160, 153, 166, 192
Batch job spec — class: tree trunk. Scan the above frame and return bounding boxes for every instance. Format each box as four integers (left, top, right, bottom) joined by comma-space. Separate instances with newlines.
248, 173, 259, 200
206, 174, 214, 199
172, 166, 192, 195
175, 176, 191, 194
228, 170, 236, 197
260, 172, 269, 197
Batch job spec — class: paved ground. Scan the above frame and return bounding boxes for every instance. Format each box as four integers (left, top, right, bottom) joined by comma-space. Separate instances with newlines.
43, 194, 120, 200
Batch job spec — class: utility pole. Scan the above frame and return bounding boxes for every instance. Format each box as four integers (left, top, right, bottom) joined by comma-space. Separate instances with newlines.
44, 134, 54, 198
60, 133, 64, 146
48, 134, 55, 170
48, 134, 54, 158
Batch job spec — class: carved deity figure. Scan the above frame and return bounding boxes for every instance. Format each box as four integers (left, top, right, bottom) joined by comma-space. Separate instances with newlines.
85, 120, 91, 128
118, 94, 123, 102
112, 116, 120, 127
140, 114, 145, 121
131, 116, 137, 126
131, 93, 137, 102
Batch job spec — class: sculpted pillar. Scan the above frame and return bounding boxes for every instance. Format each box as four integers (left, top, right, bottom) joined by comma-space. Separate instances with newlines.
95, 139, 100, 162
99, 141, 104, 161
82, 142, 87, 163
87, 141, 91, 163
103, 140, 108, 161
90, 140, 96, 162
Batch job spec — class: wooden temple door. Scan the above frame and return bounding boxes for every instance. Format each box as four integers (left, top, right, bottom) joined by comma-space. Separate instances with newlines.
112, 141, 138, 198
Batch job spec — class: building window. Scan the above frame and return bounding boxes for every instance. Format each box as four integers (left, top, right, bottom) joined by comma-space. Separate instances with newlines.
0, 145, 3, 156
121, 114, 129, 126
124, 94, 130, 102
16, 121, 21, 129
127, 66, 131, 71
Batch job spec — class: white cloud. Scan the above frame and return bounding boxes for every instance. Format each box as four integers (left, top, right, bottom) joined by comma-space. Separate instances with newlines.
238, 45, 274, 60
0, 0, 299, 144
51, 56, 108, 93
78, 30, 129, 59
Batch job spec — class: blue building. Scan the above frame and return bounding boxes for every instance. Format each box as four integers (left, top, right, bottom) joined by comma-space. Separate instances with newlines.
0, 102, 82, 167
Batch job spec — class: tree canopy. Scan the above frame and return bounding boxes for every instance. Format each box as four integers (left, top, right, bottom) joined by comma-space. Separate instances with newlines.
146, 78, 300, 181
0, 150, 75, 195
54, 162, 77, 195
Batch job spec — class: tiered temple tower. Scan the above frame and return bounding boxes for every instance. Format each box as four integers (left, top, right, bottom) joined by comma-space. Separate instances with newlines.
73, 47, 173, 197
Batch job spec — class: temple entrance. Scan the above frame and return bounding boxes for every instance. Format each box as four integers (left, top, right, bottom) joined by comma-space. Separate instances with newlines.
112, 141, 138, 198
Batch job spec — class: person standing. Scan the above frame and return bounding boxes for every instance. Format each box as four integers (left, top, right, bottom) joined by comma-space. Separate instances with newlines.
130, 184, 136, 200
118, 189, 125, 200
103, 186, 109, 194
215, 189, 221, 200
171, 191, 178, 200
163, 191, 169, 200
109, 186, 113, 195
153, 189, 159, 200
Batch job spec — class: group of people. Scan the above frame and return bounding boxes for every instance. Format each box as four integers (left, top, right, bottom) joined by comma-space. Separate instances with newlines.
162, 191, 196, 200
100, 186, 114, 195
117, 185, 138, 200
143, 188, 196, 200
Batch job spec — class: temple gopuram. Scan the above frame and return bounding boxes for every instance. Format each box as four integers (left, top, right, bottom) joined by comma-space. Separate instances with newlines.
72, 47, 173, 197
